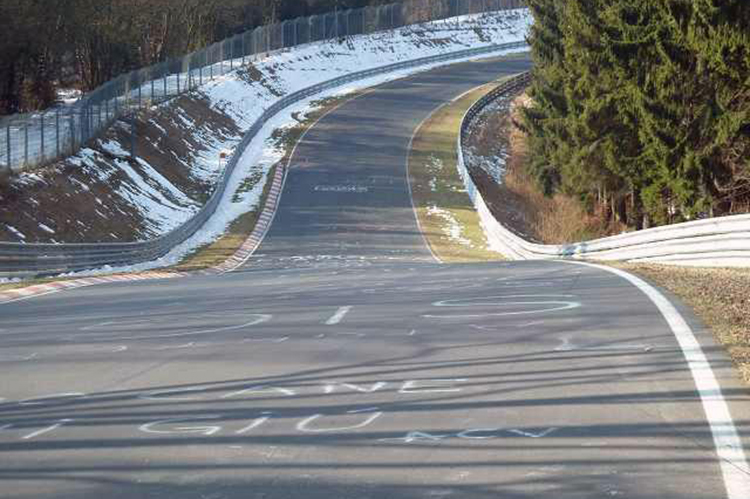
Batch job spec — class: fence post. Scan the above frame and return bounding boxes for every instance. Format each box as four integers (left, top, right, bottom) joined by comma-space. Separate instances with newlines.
24, 123, 28, 166
68, 111, 75, 152
242, 34, 246, 65
82, 106, 87, 144
229, 39, 234, 70
6, 126, 10, 170
131, 113, 136, 159
40, 114, 45, 163
80, 108, 86, 145
56, 109, 60, 158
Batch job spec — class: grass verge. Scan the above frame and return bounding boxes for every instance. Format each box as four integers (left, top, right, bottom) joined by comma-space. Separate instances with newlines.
615, 263, 750, 385
408, 84, 505, 263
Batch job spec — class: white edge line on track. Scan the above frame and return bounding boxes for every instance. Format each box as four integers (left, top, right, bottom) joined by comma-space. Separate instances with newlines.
565, 260, 750, 498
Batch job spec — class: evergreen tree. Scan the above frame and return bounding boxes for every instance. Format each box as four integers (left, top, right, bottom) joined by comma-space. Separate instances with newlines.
523, 0, 750, 227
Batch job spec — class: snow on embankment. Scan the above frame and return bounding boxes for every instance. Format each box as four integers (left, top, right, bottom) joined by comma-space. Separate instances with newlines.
0, 9, 530, 246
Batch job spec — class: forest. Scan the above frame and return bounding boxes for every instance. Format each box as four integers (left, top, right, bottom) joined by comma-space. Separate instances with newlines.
0, 0, 397, 116
522, 0, 750, 227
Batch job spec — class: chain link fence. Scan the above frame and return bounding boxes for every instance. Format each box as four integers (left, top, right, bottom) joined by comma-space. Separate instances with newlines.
0, 0, 525, 174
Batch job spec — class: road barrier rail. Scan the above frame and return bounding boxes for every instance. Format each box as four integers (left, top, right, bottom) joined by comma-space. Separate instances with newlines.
457, 72, 750, 267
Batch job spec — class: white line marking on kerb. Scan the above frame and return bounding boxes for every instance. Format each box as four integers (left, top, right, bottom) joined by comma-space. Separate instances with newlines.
569, 261, 750, 498
325, 306, 352, 326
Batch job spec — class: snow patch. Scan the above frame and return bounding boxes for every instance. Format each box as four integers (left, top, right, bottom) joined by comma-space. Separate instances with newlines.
5, 225, 26, 241
427, 205, 474, 248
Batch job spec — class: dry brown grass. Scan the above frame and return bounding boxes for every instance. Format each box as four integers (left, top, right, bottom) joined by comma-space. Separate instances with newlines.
617, 264, 750, 385
488, 93, 623, 244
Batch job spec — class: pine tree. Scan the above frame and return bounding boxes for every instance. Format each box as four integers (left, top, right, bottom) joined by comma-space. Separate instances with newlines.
522, 0, 567, 194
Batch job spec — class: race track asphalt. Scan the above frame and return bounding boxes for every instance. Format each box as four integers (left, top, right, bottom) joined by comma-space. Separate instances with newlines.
0, 54, 748, 499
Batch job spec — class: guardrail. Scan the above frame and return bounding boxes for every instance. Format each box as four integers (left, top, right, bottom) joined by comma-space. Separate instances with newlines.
457, 73, 750, 267
0, 40, 529, 279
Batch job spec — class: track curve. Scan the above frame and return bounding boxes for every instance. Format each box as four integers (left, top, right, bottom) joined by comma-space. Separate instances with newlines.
0, 55, 748, 499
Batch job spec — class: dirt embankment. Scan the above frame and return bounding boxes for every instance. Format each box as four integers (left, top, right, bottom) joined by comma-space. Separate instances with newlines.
0, 93, 240, 243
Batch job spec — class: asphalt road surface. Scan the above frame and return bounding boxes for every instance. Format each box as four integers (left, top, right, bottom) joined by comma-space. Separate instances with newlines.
1, 55, 749, 499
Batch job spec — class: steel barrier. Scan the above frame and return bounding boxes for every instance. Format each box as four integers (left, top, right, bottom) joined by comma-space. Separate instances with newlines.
457, 73, 750, 268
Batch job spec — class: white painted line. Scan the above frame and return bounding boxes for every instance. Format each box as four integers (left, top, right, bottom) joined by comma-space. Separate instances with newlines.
22, 419, 73, 440
569, 261, 750, 498
325, 306, 353, 326
76, 314, 272, 341
507, 427, 558, 439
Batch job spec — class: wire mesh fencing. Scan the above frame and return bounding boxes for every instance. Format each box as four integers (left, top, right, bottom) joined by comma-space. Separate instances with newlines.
0, 0, 525, 174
